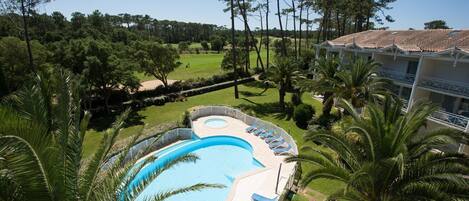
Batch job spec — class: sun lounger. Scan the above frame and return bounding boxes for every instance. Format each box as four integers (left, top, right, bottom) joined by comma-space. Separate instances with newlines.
245, 125, 256, 132
253, 129, 266, 136
272, 144, 291, 155
268, 138, 286, 148
259, 131, 274, 139
264, 135, 281, 143
252, 192, 279, 201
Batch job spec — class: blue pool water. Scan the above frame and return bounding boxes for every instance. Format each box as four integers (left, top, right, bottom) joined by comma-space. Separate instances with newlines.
131, 136, 263, 201
204, 118, 228, 128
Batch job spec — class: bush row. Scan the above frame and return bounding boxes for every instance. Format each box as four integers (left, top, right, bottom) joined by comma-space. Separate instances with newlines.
133, 71, 250, 99
90, 76, 254, 115
88, 71, 251, 108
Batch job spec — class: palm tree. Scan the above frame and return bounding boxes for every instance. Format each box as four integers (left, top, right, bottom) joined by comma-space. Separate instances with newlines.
335, 58, 390, 109
307, 56, 341, 116
286, 96, 469, 201
0, 70, 221, 201
266, 56, 299, 109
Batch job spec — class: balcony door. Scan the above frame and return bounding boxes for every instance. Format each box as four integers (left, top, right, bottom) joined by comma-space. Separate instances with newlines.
406, 60, 419, 75
429, 92, 456, 113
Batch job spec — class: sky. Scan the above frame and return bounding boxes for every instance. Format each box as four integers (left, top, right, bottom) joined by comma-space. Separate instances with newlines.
38, 0, 469, 30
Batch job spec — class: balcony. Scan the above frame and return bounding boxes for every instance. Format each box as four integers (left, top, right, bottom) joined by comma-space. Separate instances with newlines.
419, 76, 469, 98
429, 110, 469, 132
377, 69, 415, 85
401, 98, 409, 111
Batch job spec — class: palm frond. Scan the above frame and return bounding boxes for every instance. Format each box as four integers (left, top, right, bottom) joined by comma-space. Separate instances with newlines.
145, 183, 225, 201
79, 108, 131, 200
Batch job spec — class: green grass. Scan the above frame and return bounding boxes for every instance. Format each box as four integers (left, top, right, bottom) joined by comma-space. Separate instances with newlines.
134, 53, 226, 82
135, 50, 272, 82
291, 194, 310, 201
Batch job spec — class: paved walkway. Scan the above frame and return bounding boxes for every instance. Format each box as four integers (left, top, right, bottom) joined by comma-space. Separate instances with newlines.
192, 115, 296, 201
138, 79, 178, 91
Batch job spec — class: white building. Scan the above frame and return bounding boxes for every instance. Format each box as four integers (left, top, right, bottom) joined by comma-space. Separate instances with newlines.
315, 30, 469, 154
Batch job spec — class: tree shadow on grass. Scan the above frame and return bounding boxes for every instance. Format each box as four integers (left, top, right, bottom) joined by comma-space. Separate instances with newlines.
242, 80, 275, 89
88, 110, 145, 132
240, 90, 266, 97
238, 98, 293, 120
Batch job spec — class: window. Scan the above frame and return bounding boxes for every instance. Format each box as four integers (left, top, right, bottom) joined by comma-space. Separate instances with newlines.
458, 98, 469, 117
401, 87, 412, 100
407, 60, 419, 75
430, 92, 456, 112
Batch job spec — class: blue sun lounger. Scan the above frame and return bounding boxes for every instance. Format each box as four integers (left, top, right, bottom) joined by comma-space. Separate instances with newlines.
246, 124, 259, 133
268, 138, 286, 148
252, 192, 279, 201
245, 126, 254, 132
245, 124, 258, 132
272, 143, 291, 155
253, 129, 267, 136
264, 135, 281, 143
258, 130, 273, 139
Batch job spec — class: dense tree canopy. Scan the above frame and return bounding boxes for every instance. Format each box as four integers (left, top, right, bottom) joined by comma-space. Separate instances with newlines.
0, 36, 49, 93
424, 20, 451, 29
134, 42, 181, 87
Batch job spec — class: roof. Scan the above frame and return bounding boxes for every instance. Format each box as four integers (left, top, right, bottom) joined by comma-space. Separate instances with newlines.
323, 30, 469, 53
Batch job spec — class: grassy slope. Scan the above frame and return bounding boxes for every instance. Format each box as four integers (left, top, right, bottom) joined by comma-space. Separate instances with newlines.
83, 82, 343, 196
135, 50, 271, 82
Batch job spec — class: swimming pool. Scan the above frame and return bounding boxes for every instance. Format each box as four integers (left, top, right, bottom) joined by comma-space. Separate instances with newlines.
130, 136, 263, 201
204, 118, 228, 128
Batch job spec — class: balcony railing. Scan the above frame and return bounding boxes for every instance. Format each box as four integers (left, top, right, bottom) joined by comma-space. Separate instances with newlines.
401, 98, 409, 111
429, 110, 469, 131
419, 76, 469, 98
377, 69, 415, 85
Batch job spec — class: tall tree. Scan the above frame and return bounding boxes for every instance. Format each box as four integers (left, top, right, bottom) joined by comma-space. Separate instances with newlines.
266, 56, 298, 109
298, 0, 304, 56
1, 0, 50, 72
230, 0, 239, 99
0, 36, 48, 93
266, 0, 270, 69
134, 42, 181, 88
83, 39, 139, 112
424, 20, 451, 29
291, 0, 298, 59
276, 0, 287, 56
235, 0, 265, 71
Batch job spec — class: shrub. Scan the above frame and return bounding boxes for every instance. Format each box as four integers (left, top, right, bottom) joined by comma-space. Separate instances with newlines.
293, 103, 315, 129
182, 110, 191, 127
200, 41, 210, 50
311, 113, 341, 129
291, 92, 303, 106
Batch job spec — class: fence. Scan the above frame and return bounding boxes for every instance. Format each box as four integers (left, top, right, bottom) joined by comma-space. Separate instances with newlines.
189, 105, 299, 155
102, 128, 193, 169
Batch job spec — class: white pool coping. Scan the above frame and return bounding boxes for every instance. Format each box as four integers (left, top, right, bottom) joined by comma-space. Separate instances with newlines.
192, 115, 296, 201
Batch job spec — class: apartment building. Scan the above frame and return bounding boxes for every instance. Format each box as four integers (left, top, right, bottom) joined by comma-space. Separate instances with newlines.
315, 30, 469, 153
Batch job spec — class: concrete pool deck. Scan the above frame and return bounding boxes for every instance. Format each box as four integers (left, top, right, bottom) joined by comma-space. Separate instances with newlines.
192, 115, 296, 201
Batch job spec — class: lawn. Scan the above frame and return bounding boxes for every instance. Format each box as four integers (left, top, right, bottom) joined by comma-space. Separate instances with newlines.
135, 50, 272, 82
84, 81, 343, 198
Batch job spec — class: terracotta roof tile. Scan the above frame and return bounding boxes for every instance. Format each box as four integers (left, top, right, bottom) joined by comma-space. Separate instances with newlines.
326, 30, 469, 52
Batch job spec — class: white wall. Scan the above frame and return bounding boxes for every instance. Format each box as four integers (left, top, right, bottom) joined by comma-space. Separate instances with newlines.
420, 58, 469, 84
373, 54, 416, 74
